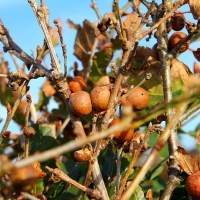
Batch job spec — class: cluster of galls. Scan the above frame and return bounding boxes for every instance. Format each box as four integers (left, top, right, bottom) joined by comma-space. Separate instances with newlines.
69, 76, 149, 162
154, 13, 190, 54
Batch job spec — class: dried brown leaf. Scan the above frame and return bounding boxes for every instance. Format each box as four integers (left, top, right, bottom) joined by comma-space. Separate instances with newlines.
175, 146, 200, 175
189, 0, 200, 20
191, 155, 200, 174
66, 19, 79, 29
74, 20, 97, 69
170, 59, 191, 82
193, 62, 200, 73
123, 13, 140, 29
193, 48, 200, 62
42, 80, 56, 97
130, 132, 146, 155
95, 76, 110, 87
146, 189, 153, 200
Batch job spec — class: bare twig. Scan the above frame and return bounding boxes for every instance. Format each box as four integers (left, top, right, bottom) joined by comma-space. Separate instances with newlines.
56, 115, 70, 136
27, 0, 62, 74
0, 82, 28, 145
120, 2, 132, 15
91, 0, 102, 19
115, 145, 123, 196
158, 18, 181, 200
114, 0, 126, 39
46, 167, 101, 198
0, 73, 8, 78
54, 19, 67, 76
20, 192, 40, 200
10, 53, 20, 69
85, 37, 98, 81
24, 94, 32, 158
179, 103, 200, 125
30, 100, 38, 123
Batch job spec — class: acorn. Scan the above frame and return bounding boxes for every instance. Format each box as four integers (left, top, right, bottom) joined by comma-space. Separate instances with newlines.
109, 117, 134, 143
74, 146, 92, 162
90, 85, 111, 112
122, 87, 150, 111
186, 171, 200, 200
69, 91, 92, 116
23, 126, 36, 138
11, 165, 39, 191
168, 32, 190, 53
171, 13, 185, 31
69, 76, 87, 93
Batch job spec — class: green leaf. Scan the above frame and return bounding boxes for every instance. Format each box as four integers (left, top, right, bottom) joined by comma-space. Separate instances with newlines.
98, 146, 116, 185
35, 90, 50, 111
34, 178, 45, 194
56, 159, 76, 174
129, 185, 146, 200
196, 144, 200, 150
90, 46, 113, 83
46, 181, 66, 200
147, 133, 169, 158
148, 157, 168, 180
55, 171, 86, 199
29, 124, 57, 154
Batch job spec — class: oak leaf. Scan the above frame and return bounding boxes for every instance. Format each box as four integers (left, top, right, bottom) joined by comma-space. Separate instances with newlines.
175, 146, 200, 175
189, 0, 200, 20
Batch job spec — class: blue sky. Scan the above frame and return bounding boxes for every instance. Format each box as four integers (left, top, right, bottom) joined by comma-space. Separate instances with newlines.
0, 0, 199, 149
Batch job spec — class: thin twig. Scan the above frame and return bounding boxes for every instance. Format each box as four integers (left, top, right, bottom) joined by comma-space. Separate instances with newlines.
114, 0, 126, 39
179, 103, 200, 124
157, 15, 180, 200
24, 94, 32, 158
27, 0, 62, 74
84, 37, 98, 81
0, 74, 8, 78
0, 82, 28, 145
20, 192, 40, 200
46, 167, 101, 198
10, 53, 20, 69
115, 145, 123, 196
120, 2, 132, 15
56, 115, 70, 136
54, 19, 67, 76
91, 0, 102, 19
30, 100, 38, 123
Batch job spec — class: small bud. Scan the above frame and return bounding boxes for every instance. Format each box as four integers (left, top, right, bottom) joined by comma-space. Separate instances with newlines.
194, 62, 200, 73
26, 94, 32, 103
90, 4, 95, 9
36, 45, 41, 53
3, 131, 11, 138
7, 103, 12, 112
